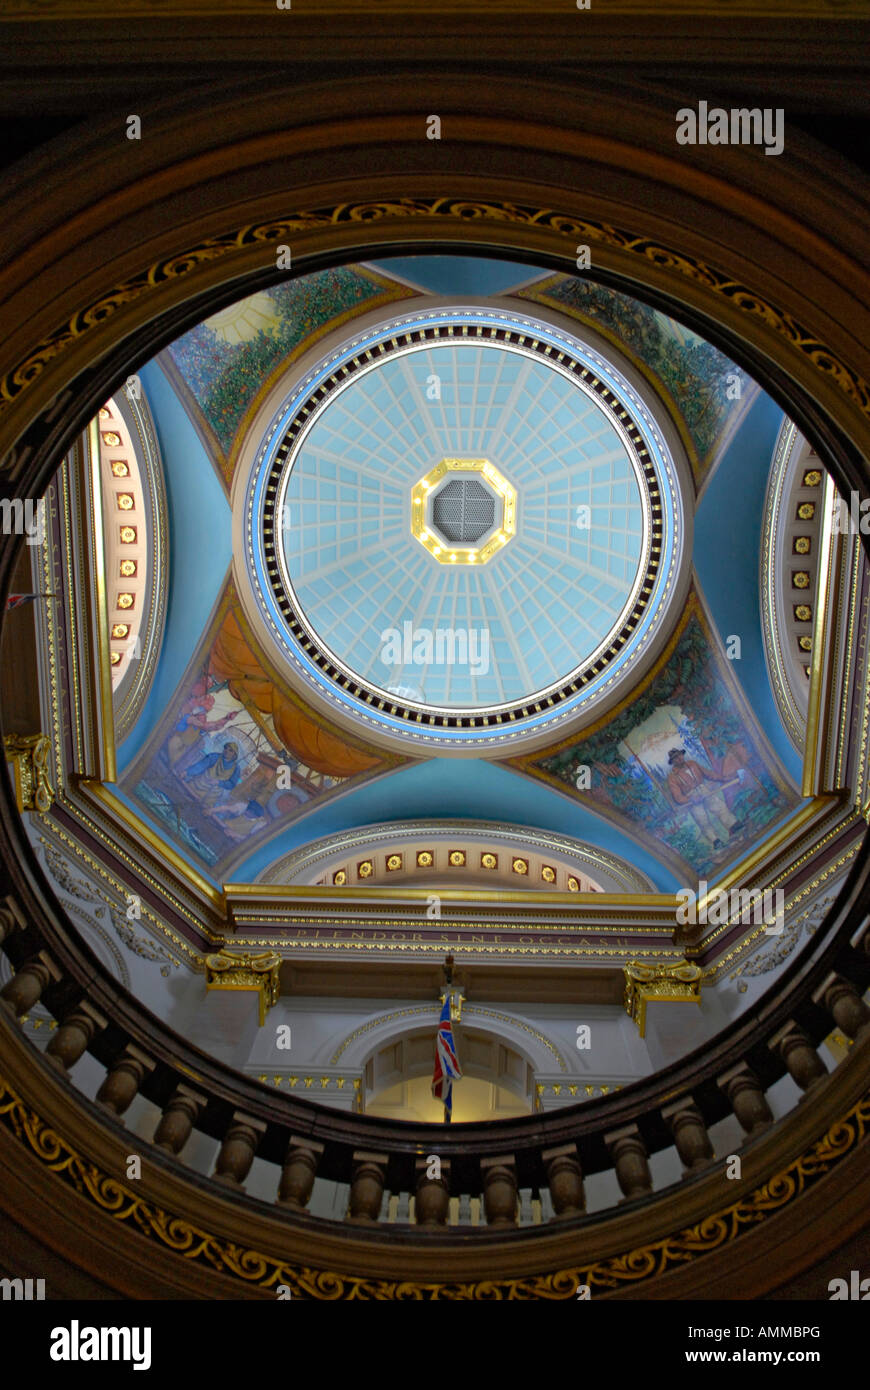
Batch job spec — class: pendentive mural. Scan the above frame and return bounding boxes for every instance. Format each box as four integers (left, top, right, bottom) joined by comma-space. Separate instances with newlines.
124, 583, 401, 872
511, 596, 799, 880
159, 266, 416, 482
515, 275, 755, 489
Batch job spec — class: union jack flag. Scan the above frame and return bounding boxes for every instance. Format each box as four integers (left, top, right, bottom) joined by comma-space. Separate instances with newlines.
5, 593, 50, 610
432, 993, 462, 1119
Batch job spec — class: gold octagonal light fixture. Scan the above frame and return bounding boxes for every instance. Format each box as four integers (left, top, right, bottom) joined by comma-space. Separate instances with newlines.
411, 457, 516, 565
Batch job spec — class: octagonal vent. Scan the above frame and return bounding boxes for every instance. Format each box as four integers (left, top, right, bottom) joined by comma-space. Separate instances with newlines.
431, 477, 496, 544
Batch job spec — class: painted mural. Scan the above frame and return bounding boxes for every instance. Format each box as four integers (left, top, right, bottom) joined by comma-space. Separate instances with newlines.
516, 276, 753, 486
525, 602, 798, 879
162, 266, 415, 474
127, 590, 397, 873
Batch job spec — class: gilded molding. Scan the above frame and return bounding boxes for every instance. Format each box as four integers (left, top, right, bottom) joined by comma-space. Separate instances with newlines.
110, 385, 170, 742
204, 948, 281, 1025
410, 457, 517, 566
0, 1069, 866, 1299
536, 1081, 622, 1105
260, 819, 654, 893
2, 198, 868, 449
624, 959, 701, 1037
3, 734, 54, 815
33, 817, 203, 968
761, 420, 810, 749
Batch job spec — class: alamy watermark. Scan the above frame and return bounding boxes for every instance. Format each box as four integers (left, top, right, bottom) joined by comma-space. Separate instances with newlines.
676, 880, 784, 934
0, 497, 45, 546
676, 102, 784, 157
832, 491, 870, 535
1, 1276, 45, 1299
50, 1323, 151, 1371
380, 622, 490, 678
828, 1269, 870, 1299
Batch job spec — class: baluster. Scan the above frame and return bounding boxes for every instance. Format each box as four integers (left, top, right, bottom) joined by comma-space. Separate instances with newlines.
662, 1097, 714, 1174
481, 1155, 518, 1227
45, 1001, 106, 1075
770, 1021, 828, 1092
153, 1085, 206, 1156
415, 1156, 450, 1226
0, 896, 25, 947
95, 1044, 155, 1118
543, 1143, 585, 1219
605, 1123, 652, 1200
277, 1136, 323, 1209
0, 951, 59, 1019
347, 1151, 387, 1223
213, 1111, 266, 1189
812, 972, 870, 1040
717, 1061, 773, 1135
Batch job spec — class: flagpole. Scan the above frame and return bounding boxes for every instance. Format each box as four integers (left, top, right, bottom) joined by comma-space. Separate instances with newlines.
433, 954, 461, 1125
444, 953, 453, 1127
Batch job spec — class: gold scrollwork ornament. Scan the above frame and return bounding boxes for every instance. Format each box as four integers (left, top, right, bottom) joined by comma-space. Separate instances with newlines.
3, 733, 54, 815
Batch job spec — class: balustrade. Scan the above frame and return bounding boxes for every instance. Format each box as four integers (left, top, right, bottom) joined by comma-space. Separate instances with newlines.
605, 1123, 652, 1200
481, 1155, 518, 1226
813, 971, 870, 1039
45, 1001, 106, 1075
277, 1136, 323, 1210
717, 1062, 773, 1136
543, 1143, 585, 1218
213, 1112, 266, 1189
770, 1022, 828, 1093
153, 1085, 206, 1157
0, 950, 59, 1018
0, 846, 867, 1238
661, 1097, 715, 1175
415, 1156, 450, 1227
348, 1151, 388, 1222
95, 1044, 155, 1118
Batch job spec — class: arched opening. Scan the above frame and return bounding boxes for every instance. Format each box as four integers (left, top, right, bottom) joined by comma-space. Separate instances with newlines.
363, 1024, 534, 1121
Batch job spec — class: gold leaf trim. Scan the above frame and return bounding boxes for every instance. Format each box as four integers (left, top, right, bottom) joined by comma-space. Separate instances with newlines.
0, 1069, 866, 1298
2, 200, 868, 428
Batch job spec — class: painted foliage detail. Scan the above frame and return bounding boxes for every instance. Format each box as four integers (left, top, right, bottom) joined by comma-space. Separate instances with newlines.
164, 269, 413, 461
537, 613, 796, 877
518, 276, 748, 480
129, 604, 386, 869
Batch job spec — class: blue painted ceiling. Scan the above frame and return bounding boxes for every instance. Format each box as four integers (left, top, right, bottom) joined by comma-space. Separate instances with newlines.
121, 257, 800, 891
283, 340, 643, 708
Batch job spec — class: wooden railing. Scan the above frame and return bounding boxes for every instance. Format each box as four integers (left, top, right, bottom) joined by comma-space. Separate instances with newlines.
0, 829, 868, 1229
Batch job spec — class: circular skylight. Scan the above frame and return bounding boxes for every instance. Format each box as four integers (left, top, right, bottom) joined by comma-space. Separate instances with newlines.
243, 306, 686, 752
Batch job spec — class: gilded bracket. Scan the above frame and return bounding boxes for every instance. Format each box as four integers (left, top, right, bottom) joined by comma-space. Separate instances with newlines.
623, 959, 702, 1037
204, 948, 281, 1026
3, 734, 54, 815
